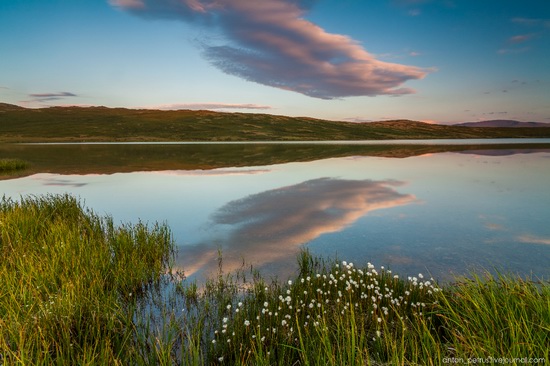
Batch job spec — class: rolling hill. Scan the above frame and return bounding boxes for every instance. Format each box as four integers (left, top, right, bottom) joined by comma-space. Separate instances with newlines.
454, 120, 550, 128
1, 103, 550, 142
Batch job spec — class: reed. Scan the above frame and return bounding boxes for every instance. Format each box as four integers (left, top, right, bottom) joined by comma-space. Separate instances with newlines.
436, 272, 550, 360
0, 194, 173, 365
0, 158, 28, 172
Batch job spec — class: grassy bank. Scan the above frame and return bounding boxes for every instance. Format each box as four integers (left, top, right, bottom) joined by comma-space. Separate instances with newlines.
144, 253, 549, 365
1, 195, 548, 365
0, 195, 173, 365
0, 158, 28, 173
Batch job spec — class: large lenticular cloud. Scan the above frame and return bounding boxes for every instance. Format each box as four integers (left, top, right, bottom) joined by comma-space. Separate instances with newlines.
110, 0, 429, 99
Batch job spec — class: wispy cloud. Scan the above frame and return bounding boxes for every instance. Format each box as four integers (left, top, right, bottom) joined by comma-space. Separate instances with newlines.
508, 33, 536, 44
341, 117, 373, 123
392, 0, 455, 15
501, 17, 549, 54
109, 0, 429, 99
392, 0, 431, 6
497, 47, 530, 55
152, 102, 272, 110
512, 17, 550, 28
27, 91, 78, 102
482, 111, 508, 116
29, 92, 77, 98
375, 49, 424, 60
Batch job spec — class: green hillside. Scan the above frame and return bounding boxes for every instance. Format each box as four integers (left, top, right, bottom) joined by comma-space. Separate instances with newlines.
1, 104, 550, 142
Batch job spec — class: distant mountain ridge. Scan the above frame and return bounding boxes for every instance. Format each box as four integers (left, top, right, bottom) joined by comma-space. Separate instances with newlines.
455, 120, 550, 128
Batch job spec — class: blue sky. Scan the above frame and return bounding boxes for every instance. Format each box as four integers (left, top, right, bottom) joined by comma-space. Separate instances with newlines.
1, 0, 549, 123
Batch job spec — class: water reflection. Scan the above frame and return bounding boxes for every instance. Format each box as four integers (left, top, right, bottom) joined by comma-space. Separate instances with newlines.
36, 176, 89, 188
1, 145, 548, 283
177, 178, 416, 279
518, 234, 550, 246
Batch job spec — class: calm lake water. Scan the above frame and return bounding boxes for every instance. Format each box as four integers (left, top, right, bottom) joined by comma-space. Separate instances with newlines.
2, 140, 550, 283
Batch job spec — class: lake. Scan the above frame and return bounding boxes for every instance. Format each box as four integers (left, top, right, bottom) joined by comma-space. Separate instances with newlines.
1, 140, 549, 283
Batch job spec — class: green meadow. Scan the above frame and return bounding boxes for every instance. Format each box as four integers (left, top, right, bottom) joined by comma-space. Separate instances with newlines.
1, 195, 548, 365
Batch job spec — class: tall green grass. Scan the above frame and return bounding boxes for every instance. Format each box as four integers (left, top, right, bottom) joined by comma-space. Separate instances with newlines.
437, 272, 550, 360
0, 158, 28, 173
1, 195, 548, 365
0, 194, 173, 364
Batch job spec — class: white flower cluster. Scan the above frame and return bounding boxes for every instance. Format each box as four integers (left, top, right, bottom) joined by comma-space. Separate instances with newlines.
210, 260, 441, 362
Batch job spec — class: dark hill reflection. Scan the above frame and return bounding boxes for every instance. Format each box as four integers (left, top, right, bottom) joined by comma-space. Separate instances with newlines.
2, 141, 550, 180
177, 178, 416, 279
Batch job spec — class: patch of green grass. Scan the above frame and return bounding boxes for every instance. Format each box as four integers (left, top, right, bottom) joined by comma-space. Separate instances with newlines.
437, 272, 550, 359
0, 158, 28, 172
0, 194, 173, 364
1, 196, 548, 365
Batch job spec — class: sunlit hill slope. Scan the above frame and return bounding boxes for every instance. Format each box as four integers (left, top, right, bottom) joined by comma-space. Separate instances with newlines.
1, 103, 549, 142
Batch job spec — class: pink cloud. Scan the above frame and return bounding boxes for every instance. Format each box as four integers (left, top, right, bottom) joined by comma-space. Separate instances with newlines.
176, 178, 416, 278
498, 47, 530, 55
109, 0, 144, 10
150, 102, 272, 110
109, 0, 430, 99
508, 34, 536, 44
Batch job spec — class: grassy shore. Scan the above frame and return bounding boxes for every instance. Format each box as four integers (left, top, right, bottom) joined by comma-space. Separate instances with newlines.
1, 195, 548, 365
0, 195, 173, 365
0, 158, 28, 173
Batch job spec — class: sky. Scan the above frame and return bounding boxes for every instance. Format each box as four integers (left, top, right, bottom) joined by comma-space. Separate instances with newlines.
1, 0, 549, 124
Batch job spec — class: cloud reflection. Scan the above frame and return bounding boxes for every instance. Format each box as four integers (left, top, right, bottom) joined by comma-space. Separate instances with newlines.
32, 175, 88, 188
517, 234, 550, 245
177, 178, 416, 278
143, 168, 271, 176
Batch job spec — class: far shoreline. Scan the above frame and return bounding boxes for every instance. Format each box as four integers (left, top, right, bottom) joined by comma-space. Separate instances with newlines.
13, 137, 550, 145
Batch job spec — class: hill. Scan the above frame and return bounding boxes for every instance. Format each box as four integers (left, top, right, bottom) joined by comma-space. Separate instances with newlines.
1, 105, 550, 142
0, 103, 26, 112
455, 120, 550, 128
